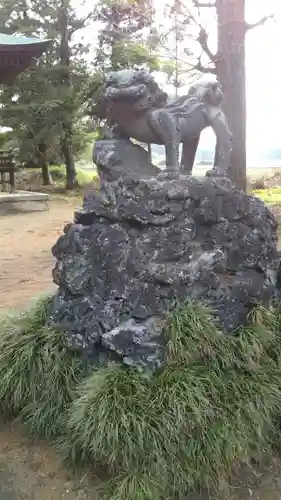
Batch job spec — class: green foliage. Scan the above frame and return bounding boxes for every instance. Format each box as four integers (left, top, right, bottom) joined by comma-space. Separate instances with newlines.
156, 0, 196, 91
254, 187, 281, 205
0, 130, 9, 149
48, 164, 97, 186
0, 0, 93, 184
0, 296, 88, 438
2, 297, 281, 498
75, 131, 98, 164
94, 0, 160, 73
0, 0, 165, 180
87, 0, 163, 122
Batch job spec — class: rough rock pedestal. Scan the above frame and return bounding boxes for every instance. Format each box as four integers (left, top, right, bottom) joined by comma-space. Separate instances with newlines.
50, 139, 280, 371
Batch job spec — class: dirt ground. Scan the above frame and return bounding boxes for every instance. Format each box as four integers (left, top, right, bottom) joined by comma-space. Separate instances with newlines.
0, 197, 78, 312
0, 197, 99, 499
1, 196, 281, 499
0, 421, 99, 500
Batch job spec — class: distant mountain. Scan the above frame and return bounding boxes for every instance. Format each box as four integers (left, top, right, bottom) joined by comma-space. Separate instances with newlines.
152, 144, 281, 167
260, 149, 281, 162
151, 144, 214, 165
195, 148, 214, 165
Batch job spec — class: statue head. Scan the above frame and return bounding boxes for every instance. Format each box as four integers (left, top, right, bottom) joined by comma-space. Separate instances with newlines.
101, 69, 168, 119
105, 68, 150, 88
187, 80, 224, 107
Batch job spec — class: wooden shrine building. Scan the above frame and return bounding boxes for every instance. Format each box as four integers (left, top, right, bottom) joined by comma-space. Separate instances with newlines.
0, 33, 50, 204
0, 33, 50, 84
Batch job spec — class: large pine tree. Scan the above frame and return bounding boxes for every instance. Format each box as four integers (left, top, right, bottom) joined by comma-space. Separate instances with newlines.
0, 0, 92, 187
94, 0, 160, 72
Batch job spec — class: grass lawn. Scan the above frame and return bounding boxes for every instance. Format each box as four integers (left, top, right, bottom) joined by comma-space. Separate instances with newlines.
254, 187, 281, 205
48, 164, 97, 186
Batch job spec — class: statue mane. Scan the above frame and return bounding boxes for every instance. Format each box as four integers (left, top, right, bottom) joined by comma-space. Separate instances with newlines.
165, 94, 205, 118
166, 80, 223, 117
103, 69, 168, 113
101, 70, 220, 119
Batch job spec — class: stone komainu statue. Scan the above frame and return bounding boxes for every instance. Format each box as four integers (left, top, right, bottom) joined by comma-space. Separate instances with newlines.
96, 69, 232, 177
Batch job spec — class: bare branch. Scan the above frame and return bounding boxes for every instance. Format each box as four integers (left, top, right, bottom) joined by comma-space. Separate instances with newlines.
194, 60, 216, 74
176, 6, 217, 63
68, 12, 95, 38
246, 14, 274, 31
198, 28, 217, 62
184, 49, 216, 75
193, 1, 215, 7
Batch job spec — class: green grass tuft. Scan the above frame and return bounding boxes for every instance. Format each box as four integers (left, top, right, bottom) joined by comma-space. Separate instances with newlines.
58, 299, 281, 499
253, 186, 281, 204
100, 471, 162, 500
2, 296, 281, 498
0, 296, 87, 438
59, 363, 150, 470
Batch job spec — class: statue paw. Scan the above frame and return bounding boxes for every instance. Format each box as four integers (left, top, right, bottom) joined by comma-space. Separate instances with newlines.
206, 167, 234, 189
157, 169, 180, 182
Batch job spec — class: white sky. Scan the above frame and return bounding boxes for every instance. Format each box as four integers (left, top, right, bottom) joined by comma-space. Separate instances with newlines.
192, 0, 281, 159
245, 0, 281, 157
159, 0, 281, 160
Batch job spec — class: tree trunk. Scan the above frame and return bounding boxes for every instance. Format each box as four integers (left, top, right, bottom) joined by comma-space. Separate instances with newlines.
59, 0, 77, 190
215, 0, 247, 191
42, 164, 53, 185
39, 143, 53, 185
61, 127, 77, 189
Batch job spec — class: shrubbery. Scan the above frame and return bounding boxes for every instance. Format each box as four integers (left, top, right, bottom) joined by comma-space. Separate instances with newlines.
1, 297, 281, 499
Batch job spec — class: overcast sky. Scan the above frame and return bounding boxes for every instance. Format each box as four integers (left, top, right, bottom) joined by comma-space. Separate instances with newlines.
163, 0, 281, 159
244, 0, 281, 158
191, 0, 281, 159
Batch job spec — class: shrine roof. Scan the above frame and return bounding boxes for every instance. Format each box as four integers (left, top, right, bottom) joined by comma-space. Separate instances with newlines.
0, 33, 51, 83
0, 33, 50, 47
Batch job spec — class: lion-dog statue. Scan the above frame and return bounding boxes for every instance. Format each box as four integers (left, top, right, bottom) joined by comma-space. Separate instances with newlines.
95, 69, 232, 178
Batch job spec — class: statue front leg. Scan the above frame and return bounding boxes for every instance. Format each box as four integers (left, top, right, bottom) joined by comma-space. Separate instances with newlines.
165, 142, 178, 172
207, 108, 232, 176
180, 136, 200, 175
148, 110, 180, 178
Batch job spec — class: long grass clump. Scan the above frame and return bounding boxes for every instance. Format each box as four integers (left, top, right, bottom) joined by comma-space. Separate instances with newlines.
58, 300, 281, 500
0, 295, 88, 438
1, 296, 281, 499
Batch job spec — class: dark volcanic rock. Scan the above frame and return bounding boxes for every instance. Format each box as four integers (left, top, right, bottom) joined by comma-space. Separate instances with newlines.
50, 139, 281, 371
93, 138, 160, 184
